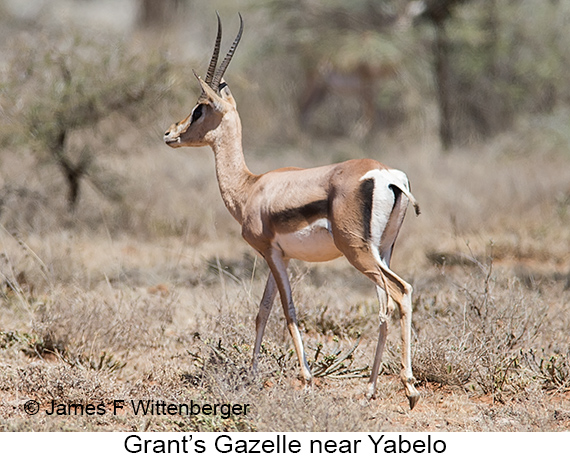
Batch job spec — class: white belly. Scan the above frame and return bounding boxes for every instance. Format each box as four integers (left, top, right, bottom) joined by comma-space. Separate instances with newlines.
273, 218, 342, 262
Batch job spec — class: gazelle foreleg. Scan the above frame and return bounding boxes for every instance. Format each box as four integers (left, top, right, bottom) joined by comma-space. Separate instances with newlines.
252, 271, 278, 373
264, 249, 312, 383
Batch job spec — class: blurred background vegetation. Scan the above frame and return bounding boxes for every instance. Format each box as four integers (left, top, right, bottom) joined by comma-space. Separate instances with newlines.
0, 0, 569, 230
0, 0, 570, 226
0, 0, 567, 260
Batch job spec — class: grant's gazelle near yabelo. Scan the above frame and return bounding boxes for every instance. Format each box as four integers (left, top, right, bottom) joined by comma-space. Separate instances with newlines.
164, 14, 421, 409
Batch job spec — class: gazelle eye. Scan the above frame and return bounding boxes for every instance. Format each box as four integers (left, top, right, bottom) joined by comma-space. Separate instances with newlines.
192, 104, 204, 122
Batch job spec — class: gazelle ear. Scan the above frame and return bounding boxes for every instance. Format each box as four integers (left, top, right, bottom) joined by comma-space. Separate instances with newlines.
196, 74, 225, 111
219, 79, 237, 108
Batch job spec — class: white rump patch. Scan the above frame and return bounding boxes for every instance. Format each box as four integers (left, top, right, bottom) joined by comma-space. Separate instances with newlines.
360, 169, 411, 193
359, 169, 412, 264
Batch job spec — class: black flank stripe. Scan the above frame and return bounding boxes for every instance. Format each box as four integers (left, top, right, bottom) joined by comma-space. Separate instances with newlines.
360, 178, 374, 241
274, 199, 329, 225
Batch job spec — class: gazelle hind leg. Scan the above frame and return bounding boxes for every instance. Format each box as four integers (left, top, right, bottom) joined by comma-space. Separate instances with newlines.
264, 250, 312, 383
343, 251, 419, 409
329, 167, 418, 407
378, 266, 419, 410
252, 271, 278, 373
398, 282, 419, 409
367, 285, 394, 399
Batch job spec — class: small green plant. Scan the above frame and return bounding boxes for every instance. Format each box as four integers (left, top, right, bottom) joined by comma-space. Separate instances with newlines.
523, 349, 570, 392
310, 335, 369, 379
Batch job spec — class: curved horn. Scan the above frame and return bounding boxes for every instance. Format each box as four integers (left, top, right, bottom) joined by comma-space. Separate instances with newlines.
212, 13, 243, 91
205, 12, 222, 86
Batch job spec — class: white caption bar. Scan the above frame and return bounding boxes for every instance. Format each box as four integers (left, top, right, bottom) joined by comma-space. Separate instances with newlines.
1, 432, 566, 456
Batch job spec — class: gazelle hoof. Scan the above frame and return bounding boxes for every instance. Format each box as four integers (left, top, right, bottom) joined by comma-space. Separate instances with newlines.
407, 391, 420, 410
405, 382, 420, 410
301, 371, 313, 386
402, 374, 419, 410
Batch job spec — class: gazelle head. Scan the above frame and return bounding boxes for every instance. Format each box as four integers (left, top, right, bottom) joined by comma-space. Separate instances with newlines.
164, 14, 243, 148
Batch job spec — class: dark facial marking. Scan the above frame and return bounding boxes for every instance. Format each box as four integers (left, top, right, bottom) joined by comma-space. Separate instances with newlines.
191, 104, 204, 123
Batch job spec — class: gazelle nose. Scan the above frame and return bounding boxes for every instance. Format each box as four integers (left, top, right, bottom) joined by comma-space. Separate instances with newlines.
164, 122, 180, 137
164, 125, 180, 146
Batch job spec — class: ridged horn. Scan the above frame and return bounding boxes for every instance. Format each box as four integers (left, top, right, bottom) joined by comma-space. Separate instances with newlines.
211, 13, 243, 91
204, 12, 222, 86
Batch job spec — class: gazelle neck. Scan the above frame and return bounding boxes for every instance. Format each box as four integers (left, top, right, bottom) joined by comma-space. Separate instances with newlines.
209, 112, 256, 224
